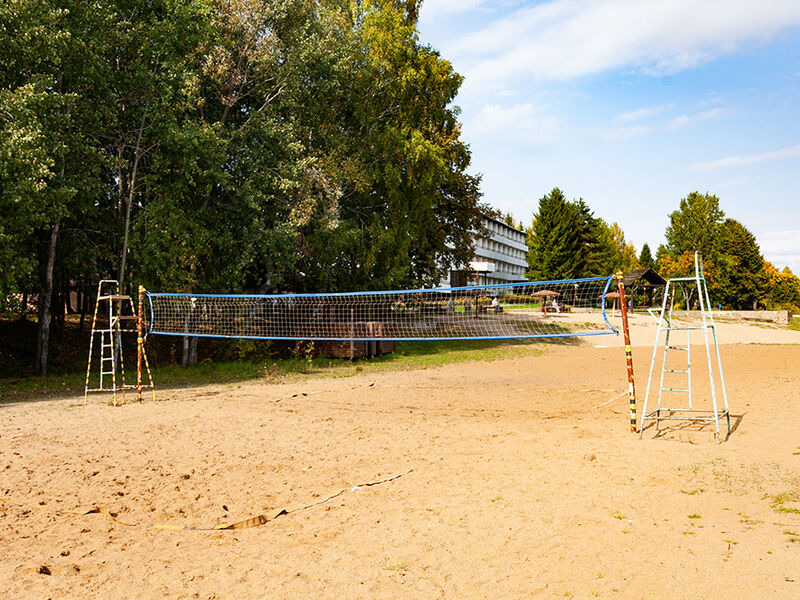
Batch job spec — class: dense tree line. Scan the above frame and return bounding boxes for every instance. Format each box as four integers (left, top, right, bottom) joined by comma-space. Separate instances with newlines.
526, 188, 800, 312
525, 188, 638, 280
657, 191, 800, 311
0, 0, 486, 374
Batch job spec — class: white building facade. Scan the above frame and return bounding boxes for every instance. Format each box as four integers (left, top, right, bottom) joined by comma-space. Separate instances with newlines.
447, 216, 528, 287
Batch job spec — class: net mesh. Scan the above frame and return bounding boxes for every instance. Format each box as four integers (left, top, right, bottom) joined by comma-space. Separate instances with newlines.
146, 277, 618, 341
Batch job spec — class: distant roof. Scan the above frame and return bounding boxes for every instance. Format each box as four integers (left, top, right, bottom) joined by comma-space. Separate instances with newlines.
482, 214, 526, 235
622, 268, 666, 287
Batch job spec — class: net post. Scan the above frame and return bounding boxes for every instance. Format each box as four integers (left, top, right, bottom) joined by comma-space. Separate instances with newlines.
137, 285, 144, 403
349, 308, 355, 361
616, 271, 637, 433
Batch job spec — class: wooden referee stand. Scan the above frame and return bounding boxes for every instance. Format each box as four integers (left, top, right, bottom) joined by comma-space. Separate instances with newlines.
84, 280, 155, 405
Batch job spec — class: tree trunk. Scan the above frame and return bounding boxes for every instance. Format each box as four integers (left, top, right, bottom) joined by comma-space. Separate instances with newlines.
79, 287, 88, 332
181, 336, 198, 366
119, 112, 148, 287
37, 223, 59, 377
19, 292, 28, 320
65, 283, 75, 314
53, 292, 61, 347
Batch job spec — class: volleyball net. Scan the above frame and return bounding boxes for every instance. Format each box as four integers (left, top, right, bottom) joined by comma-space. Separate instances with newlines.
145, 276, 618, 341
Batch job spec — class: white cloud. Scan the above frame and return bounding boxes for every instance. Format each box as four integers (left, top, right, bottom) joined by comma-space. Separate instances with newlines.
464, 102, 559, 143
667, 107, 729, 131
687, 143, 800, 171
587, 106, 728, 141
758, 230, 800, 273
615, 104, 673, 123
584, 123, 651, 142
446, 0, 800, 90
718, 176, 750, 188
421, 0, 486, 18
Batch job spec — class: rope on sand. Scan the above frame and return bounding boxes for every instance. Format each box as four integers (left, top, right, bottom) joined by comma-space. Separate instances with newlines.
0, 470, 412, 532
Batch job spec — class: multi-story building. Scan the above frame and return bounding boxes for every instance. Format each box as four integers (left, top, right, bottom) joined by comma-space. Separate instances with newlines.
446, 216, 528, 287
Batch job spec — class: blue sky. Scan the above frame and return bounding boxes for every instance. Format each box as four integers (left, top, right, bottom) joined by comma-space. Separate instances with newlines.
417, 0, 800, 273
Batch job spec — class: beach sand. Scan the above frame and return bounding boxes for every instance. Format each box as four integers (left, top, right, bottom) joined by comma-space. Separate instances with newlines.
1, 324, 799, 598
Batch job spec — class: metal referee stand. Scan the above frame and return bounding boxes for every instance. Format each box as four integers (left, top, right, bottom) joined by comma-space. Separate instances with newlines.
639, 252, 730, 440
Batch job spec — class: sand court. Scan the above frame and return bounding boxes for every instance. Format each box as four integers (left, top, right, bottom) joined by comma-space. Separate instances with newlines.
1, 335, 799, 598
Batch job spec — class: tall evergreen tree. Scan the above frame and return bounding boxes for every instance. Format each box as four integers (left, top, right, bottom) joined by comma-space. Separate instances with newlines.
639, 243, 655, 270
574, 199, 606, 276
526, 188, 584, 280
713, 219, 767, 309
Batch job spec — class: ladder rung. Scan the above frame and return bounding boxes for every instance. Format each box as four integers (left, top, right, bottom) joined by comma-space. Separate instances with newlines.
665, 369, 688, 373
99, 294, 132, 301
661, 388, 690, 393
667, 346, 689, 351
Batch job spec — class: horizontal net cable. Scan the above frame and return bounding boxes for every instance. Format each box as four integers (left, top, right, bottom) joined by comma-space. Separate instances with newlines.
146, 276, 618, 341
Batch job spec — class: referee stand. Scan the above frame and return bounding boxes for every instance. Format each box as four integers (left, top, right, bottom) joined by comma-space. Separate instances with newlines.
639, 252, 730, 441
84, 280, 155, 405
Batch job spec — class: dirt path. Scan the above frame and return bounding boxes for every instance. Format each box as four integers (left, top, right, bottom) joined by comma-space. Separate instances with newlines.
1, 341, 799, 598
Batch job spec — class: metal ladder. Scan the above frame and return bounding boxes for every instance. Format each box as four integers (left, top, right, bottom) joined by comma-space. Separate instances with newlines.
84, 280, 154, 405
655, 292, 693, 409
640, 252, 731, 440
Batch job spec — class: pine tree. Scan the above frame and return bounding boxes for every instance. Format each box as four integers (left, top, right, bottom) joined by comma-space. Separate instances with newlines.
526, 188, 584, 280
639, 243, 655, 270
713, 219, 767, 309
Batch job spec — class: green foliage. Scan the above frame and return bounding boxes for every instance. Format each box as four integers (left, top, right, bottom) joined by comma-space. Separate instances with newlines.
665, 191, 724, 259
654, 244, 669, 273
0, 0, 484, 371
764, 264, 800, 312
526, 190, 638, 279
592, 220, 639, 275
639, 243, 655, 270
659, 193, 794, 311
502, 212, 522, 230
527, 188, 586, 280
712, 219, 767, 310
658, 251, 718, 308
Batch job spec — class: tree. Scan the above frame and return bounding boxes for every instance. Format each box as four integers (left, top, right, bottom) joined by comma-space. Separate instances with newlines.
665, 191, 724, 259
574, 200, 609, 276
764, 264, 800, 312
639, 243, 655, 270
526, 192, 639, 279
590, 220, 638, 275
502, 212, 523, 230
1, 0, 487, 371
712, 219, 767, 309
526, 189, 586, 280
1, 0, 110, 375
654, 244, 669, 273
658, 251, 717, 309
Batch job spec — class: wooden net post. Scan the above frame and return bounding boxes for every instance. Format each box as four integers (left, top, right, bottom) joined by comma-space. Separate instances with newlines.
137, 285, 144, 402
616, 272, 637, 433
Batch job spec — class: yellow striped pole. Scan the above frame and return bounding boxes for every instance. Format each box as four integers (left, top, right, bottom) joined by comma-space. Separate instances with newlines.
84, 284, 101, 404
616, 272, 637, 433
